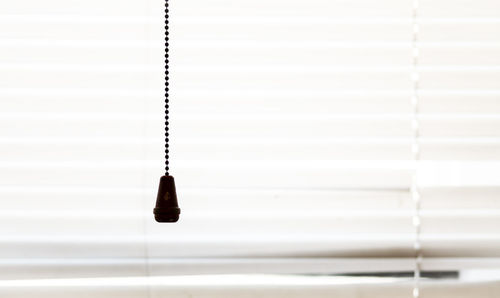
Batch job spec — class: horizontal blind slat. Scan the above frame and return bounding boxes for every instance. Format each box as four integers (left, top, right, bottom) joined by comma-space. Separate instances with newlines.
0, 257, 499, 279
3, 139, 500, 161
4, 93, 500, 114
1, 234, 500, 258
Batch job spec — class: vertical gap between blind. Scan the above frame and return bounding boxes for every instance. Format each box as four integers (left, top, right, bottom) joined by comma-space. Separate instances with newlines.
411, 0, 422, 297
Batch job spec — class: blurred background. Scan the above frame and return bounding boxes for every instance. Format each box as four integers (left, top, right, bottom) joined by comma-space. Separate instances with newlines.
1, 0, 500, 297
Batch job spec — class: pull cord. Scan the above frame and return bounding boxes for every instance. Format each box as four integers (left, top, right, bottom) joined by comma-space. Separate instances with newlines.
164, 0, 170, 176
153, 0, 180, 223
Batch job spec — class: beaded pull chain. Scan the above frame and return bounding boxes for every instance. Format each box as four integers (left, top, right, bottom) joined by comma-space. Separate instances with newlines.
153, 0, 180, 223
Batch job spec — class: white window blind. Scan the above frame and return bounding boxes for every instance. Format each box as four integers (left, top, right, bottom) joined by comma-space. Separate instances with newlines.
1, 0, 500, 297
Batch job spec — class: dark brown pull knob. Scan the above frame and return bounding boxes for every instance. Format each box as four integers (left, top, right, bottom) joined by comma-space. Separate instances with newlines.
154, 175, 180, 222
